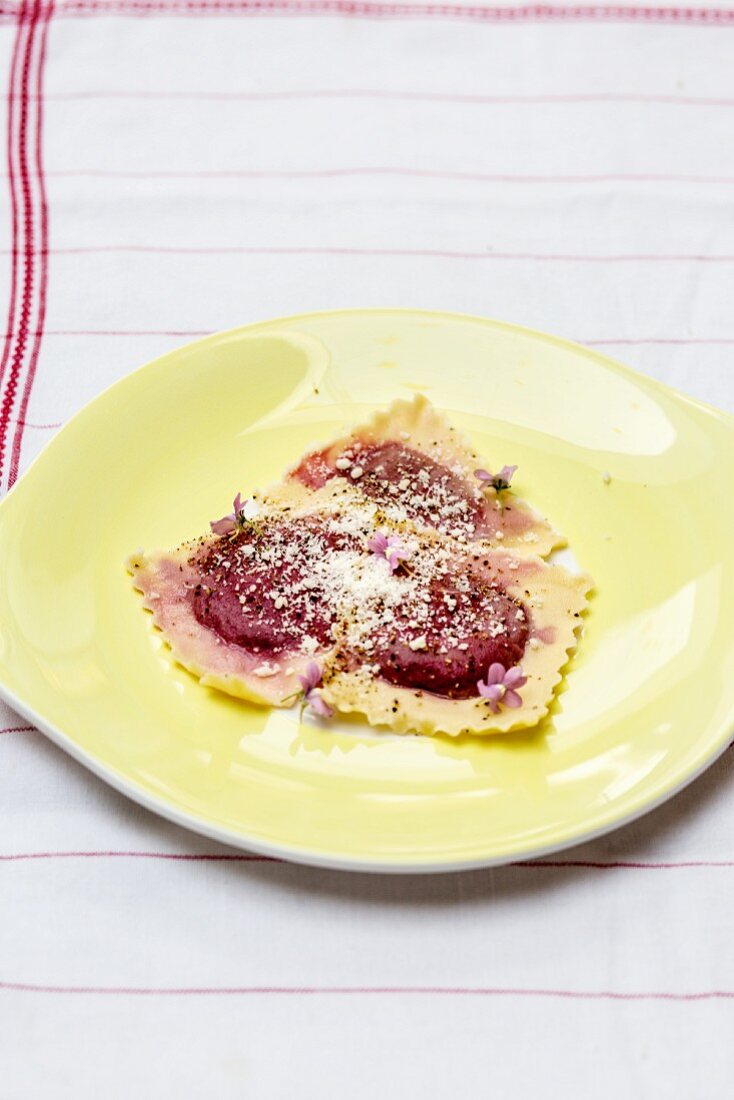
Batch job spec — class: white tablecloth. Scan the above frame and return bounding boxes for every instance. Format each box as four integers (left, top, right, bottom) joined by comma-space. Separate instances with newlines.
2, 1, 734, 1095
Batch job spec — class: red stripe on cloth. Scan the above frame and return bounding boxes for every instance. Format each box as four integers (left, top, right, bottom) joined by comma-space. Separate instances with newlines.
0, 0, 52, 491
584, 337, 734, 345
37, 89, 734, 107
43, 328, 213, 335
2, 980, 734, 998
0, 2, 38, 485
10, 416, 61, 427
518, 859, 734, 869
0, 850, 276, 861
12, 245, 734, 262
0, 725, 35, 734
3, 850, 734, 870
7, 1, 53, 487
0, 4, 28, 400
41, 167, 734, 185
1, 329, 213, 336
21, 2, 734, 29
11, 331, 732, 345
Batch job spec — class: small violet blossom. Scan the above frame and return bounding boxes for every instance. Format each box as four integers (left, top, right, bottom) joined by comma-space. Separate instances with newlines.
210, 492, 257, 536
477, 663, 527, 713
298, 660, 333, 719
474, 465, 518, 493
368, 530, 410, 573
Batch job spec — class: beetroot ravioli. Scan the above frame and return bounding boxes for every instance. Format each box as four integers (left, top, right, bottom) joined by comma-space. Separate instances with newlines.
129, 398, 591, 736
287, 395, 563, 555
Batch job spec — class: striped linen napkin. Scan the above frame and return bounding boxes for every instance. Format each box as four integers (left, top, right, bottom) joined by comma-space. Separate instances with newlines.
1, 2, 733, 1095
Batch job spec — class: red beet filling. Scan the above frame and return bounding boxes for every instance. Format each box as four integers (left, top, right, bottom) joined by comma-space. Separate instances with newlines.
291, 446, 334, 490
294, 441, 486, 536
370, 576, 528, 699
191, 517, 358, 655
356, 442, 481, 522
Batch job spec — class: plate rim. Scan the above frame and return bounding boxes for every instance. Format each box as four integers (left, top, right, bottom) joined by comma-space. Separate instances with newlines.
3, 677, 732, 875
1, 307, 733, 874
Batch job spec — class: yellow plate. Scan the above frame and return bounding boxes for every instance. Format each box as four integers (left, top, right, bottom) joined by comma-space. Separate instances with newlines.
1, 310, 733, 872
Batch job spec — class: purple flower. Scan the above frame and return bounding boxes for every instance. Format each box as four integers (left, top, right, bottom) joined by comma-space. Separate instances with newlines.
368, 530, 410, 573
477, 663, 527, 713
475, 465, 518, 493
305, 691, 333, 720
210, 492, 255, 536
298, 660, 322, 695
297, 660, 333, 719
